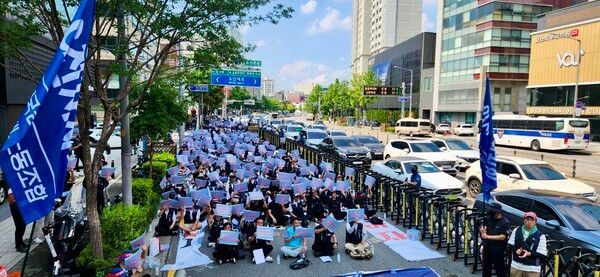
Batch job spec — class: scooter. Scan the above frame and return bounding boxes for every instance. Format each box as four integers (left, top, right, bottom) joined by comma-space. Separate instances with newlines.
43, 192, 88, 275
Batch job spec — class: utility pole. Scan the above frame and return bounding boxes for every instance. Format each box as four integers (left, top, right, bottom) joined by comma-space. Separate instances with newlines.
570, 38, 582, 117
117, 0, 132, 205
401, 81, 406, 118
408, 69, 413, 118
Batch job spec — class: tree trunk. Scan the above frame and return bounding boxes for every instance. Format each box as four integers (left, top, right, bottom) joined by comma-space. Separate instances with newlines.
148, 141, 153, 179
77, 85, 104, 259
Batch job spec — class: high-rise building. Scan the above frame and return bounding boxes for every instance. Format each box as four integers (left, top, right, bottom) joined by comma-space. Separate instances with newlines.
293, 82, 316, 95
432, 0, 578, 126
351, 0, 422, 74
260, 78, 275, 97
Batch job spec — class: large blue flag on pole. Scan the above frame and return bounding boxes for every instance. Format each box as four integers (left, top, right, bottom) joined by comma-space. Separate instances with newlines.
0, 0, 95, 224
479, 76, 497, 202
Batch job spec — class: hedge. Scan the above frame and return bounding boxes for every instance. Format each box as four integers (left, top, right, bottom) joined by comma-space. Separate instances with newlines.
152, 152, 176, 167
132, 178, 160, 220
142, 161, 167, 180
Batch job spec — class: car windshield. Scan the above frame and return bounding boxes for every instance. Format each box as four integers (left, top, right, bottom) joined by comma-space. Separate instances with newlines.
411, 143, 442, 152
446, 140, 472, 150
357, 136, 379, 143
307, 132, 327, 139
402, 161, 440, 173
312, 125, 326, 130
271, 120, 281, 125
520, 164, 565, 180
569, 120, 589, 128
554, 203, 600, 231
461, 125, 472, 128
287, 126, 302, 132
331, 131, 346, 136
439, 124, 449, 127
333, 138, 361, 147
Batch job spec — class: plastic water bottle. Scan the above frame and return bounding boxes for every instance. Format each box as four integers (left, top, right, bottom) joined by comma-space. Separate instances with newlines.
337, 252, 341, 263
383, 213, 387, 220
371, 243, 375, 255
276, 254, 281, 265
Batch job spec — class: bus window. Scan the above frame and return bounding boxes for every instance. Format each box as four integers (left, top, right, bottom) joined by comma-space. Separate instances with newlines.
526, 120, 543, 130
410, 121, 418, 127
569, 120, 589, 128
419, 121, 430, 126
512, 120, 526, 130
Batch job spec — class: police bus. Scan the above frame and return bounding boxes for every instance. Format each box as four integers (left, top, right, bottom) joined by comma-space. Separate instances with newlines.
492, 115, 590, 151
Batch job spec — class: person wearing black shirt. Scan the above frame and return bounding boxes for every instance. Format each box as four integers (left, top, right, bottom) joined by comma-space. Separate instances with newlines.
480, 203, 511, 277
267, 200, 288, 228
307, 191, 326, 222
328, 191, 346, 220
312, 222, 338, 257
247, 217, 274, 263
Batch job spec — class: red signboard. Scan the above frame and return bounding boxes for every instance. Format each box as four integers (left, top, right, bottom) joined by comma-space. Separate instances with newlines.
570, 29, 579, 37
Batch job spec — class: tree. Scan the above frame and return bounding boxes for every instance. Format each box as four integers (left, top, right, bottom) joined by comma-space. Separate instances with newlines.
305, 84, 322, 115
349, 71, 378, 118
0, 0, 293, 259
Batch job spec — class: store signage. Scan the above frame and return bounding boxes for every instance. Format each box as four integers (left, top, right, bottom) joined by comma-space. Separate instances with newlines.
526, 106, 600, 116
557, 50, 583, 67
536, 29, 578, 43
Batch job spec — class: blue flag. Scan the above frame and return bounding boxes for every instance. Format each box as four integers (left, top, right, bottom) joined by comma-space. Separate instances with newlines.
479, 77, 497, 202
0, 0, 95, 224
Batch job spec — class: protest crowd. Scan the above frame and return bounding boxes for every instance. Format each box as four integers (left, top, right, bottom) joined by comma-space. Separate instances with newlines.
102, 116, 554, 277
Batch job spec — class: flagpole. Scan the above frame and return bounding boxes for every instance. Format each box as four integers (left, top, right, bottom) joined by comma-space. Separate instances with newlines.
20, 221, 37, 276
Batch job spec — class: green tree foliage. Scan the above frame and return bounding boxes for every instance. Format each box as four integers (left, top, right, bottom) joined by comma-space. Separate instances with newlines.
130, 79, 188, 142
349, 71, 378, 117
305, 84, 323, 115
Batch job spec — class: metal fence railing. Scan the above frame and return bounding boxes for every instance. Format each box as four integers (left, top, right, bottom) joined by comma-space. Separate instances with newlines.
253, 126, 600, 276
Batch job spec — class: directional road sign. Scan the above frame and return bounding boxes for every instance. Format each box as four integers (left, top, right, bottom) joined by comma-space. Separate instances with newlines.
188, 84, 209, 92
210, 69, 261, 87
243, 60, 261, 67
244, 99, 255, 105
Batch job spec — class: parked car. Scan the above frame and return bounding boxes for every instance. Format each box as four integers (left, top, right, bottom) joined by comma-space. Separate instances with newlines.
352, 135, 385, 160
318, 136, 371, 165
436, 123, 451, 134
383, 139, 459, 176
293, 121, 305, 128
395, 118, 431, 137
474, 190, 600, 253
269, 119, 283, 130
371, 157, 466, 196
454, 124, 474, 136
328, 130, 347, 137
465, 156, 597, 200
299, 129, 329, 148
89, 128, 121, 149
430, 138, 479, 171
310, 124, 327, 131
0, 168, 6, 205
284, 125, 303, 140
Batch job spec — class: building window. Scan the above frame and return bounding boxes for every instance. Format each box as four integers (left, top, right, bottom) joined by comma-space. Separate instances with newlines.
422, 77, 432, 92
504, 88, 512, 111
493, 87, 501, 107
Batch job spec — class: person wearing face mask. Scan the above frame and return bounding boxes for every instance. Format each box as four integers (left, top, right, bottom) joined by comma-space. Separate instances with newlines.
508, 212, 547, 277
213, 222, 240, 264
480, 203, 511, 277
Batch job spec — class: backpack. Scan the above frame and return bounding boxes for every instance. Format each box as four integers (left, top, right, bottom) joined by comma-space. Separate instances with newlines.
369, 216, 384, 225
289, 258, 311, 270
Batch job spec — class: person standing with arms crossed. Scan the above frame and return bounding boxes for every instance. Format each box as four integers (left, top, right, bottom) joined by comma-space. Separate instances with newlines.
480, 203, 511, 277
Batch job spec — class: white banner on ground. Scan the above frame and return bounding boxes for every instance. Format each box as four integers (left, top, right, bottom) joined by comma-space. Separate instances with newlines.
362, 221, 407, 245
387, 240, 445, 262
161, 231, 212, 271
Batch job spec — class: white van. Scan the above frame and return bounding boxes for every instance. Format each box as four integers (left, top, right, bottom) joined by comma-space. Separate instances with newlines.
394, 118, 431, 137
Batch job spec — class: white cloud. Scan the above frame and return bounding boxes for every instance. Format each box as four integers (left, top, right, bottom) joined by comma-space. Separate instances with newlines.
238, 23, 251, 36
254, 40, 267, 47
306, 8, 351, 35
300, 0, 317, 14
422, 12, 435, 32
278, 60, 349, 89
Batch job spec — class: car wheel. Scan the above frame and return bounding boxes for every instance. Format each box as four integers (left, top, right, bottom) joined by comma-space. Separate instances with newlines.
530, 140, 541, 151
0, 186, 5, 205
467, 178, 481, 198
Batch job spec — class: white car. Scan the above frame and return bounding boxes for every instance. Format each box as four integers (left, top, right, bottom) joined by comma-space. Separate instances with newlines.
89, 128, 121, 149
284, 124, 303, 140
454, 124, 474, 136
436, 123, 451, 134
430, 138, 479, 171
464, 156, 597, 201
371, 157, 466, 196
383, 139, 460, 176
269, 119, 282, 130
299, 129, 328, 148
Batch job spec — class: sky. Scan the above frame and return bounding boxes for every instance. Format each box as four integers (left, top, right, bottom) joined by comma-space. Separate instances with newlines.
241, 0, 438, 91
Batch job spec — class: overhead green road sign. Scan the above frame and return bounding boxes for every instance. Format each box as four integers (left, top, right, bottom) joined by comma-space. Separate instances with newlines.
211, 69, 261, 77
244, 60, 261, 67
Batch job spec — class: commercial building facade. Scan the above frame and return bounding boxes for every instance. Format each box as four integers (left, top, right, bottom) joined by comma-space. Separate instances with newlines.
527, 1, 600, 141
260, 78, 275, 97
351, 0, 422, 74
432, 0, 581, 126
369, 32, 436, 119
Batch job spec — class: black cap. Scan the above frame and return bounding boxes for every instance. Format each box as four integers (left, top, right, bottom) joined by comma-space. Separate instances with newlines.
488, 203, 502, 213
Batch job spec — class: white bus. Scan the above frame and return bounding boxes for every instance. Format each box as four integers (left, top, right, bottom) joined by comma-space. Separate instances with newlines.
395, 118, 432, 137
492, 115, 590, 151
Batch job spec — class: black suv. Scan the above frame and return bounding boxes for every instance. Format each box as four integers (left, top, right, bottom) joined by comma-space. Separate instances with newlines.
318, 136, 372, 165
474, 190, 600, 253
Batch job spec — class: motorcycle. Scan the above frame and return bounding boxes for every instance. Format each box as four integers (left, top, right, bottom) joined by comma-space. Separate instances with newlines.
43, 188, 88, 276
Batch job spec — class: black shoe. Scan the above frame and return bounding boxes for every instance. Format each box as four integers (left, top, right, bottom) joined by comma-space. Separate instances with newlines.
16, 247, 27, 253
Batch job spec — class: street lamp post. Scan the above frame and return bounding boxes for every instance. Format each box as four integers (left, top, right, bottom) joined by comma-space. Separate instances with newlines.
568, 37, 582, 117
393, 66, 414, 118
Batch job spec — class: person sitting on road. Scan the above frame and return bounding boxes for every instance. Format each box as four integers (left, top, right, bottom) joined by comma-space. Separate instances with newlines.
267, 198, 289, 229
247, 217, 275, 263
281, 218, 307, 259
155, 203, 178, 237
327, 191, 347, 220
307, 190, 326, 222
213, 222, 240, 264
345, 220, 373, 260
312, 219, 338, 257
